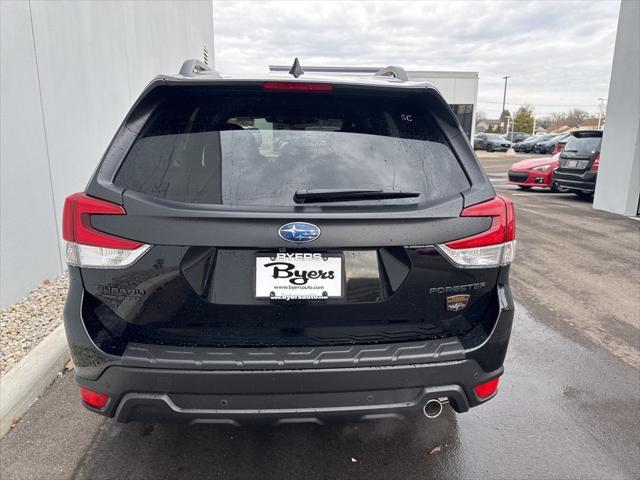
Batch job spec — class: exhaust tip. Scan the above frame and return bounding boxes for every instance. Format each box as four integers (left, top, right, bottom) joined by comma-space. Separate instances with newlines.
423, 399, 444, 419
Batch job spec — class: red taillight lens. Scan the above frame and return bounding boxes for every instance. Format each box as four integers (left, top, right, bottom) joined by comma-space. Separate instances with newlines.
62, 193, 141, 249
474, 377, 500, 400
590, 153, 600, 172
435, 196, 516, 268
446, 196, 516, 249
263, 82, 333, 92
79, 387, 110, 409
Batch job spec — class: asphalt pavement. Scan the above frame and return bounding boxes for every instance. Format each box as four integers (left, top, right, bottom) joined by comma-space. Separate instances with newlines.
1, 153, 639, 480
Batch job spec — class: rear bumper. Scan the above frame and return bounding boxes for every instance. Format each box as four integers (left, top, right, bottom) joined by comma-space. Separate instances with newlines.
553, 171, 597, 192
64, 268, 514, 424
78, 360, 502, 425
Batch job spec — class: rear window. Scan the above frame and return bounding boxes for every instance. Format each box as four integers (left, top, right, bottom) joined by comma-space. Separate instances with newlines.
563, 134, 602, 155
115, 88, 470, 207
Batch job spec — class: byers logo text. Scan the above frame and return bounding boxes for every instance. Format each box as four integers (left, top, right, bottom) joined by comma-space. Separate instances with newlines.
264, 253, 335, 285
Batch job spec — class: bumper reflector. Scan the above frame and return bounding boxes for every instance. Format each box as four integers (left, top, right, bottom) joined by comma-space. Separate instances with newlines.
474, 377, 500, 399
80, 387, 110, 409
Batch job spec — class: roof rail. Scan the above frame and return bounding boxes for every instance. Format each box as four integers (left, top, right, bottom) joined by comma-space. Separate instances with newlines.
179, 59, 221, 77
374, 66, 409, 81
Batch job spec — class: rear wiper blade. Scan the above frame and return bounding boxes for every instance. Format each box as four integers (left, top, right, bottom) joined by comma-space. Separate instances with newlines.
293, 188, 421, 204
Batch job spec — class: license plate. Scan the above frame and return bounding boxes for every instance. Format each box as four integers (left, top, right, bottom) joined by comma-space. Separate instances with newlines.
255, 253, 343, 300
566, 160, 578, 168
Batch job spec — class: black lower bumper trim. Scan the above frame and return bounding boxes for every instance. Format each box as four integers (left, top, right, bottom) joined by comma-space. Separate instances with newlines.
553, 172, 596, 192
77, 360, 502, 424
113, 385, 468, 425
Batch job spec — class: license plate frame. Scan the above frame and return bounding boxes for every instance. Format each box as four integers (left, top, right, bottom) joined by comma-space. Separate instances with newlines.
255, 253, 344, 300
566, 159, 578, 168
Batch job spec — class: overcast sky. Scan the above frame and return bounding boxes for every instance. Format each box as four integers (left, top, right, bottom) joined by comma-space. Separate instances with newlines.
212, 0, 620, 118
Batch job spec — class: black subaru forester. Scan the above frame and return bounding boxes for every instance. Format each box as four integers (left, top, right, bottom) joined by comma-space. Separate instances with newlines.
63, 60, 515, 424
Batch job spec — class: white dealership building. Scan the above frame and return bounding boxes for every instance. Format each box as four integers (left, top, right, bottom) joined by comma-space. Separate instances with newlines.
0, 1, 214, 307
593, 0, 640, 217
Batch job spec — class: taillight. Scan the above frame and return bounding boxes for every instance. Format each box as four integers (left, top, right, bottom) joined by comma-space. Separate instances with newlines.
474, 377, 500, 400
263, 82, 333, 92
79, 387, 110, 409
590, 153, 600, 172
62, 193, 150, 268
436, 196, 516, 268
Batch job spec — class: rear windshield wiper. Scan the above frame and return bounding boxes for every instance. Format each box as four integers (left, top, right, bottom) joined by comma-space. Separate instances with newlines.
293, 188, 421, 204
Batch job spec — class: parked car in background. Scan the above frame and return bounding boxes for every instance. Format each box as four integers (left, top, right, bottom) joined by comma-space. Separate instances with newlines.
553, 130, 602, 197
513, 136, 539, 152
474, 133, 512, 152
551, 134, 571, 155
522, 134, 558, 153
508, 153, 568, 192
504, 131, 529, 143
534, 134, 571, 154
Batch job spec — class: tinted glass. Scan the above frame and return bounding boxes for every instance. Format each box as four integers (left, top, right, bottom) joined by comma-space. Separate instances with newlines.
485, 134, 505, 140
115, 90, 470, 207
563, 134, 602, 154
450, 103, 474, 139
535, 135, 554, 142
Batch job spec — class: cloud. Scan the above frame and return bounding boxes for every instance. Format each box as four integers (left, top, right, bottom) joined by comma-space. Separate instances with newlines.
212, 0, 620, 117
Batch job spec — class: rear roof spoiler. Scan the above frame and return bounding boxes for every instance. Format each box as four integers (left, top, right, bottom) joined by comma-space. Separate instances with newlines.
374, 66, 409, 81
570, 130, 603, 137
179, 59, 222, 78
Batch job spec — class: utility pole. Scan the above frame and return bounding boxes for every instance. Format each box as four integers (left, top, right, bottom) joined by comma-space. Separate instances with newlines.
501, 76, 511, 114
597, 97, 607, 130
532, 117, 536, 135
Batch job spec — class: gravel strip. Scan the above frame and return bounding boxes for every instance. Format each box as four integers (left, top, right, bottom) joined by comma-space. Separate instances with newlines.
0, 273, 68, 376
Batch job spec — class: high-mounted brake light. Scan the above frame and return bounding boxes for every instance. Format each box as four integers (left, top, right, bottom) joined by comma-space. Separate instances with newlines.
79, 387, 110, 409
590, 153, 600, 172
263, 82, 333, 92
436, 196, 516, 268
62, 193, 150, 268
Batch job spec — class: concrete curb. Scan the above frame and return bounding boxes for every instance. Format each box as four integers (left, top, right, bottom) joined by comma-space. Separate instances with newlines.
0, 324, 69, 438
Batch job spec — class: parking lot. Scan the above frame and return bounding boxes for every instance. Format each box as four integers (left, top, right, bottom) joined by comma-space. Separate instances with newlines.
1, 153, 638, 480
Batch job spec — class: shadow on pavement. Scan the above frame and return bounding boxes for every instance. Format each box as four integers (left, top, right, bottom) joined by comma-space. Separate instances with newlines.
73, 410, 461, 480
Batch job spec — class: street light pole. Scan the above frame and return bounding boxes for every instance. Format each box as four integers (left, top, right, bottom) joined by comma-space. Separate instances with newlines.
597, 97, 607, 130
501, 76, 511, 114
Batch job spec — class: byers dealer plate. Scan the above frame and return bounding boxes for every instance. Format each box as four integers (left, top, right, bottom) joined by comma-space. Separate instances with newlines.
255, 253, 343, 300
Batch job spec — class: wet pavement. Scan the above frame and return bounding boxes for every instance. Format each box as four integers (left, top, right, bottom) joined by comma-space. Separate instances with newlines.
1, 155, 639, 479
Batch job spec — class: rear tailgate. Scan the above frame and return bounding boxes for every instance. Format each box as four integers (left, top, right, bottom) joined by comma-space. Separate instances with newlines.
76, 80, 503, 351
557, 131, 602, 173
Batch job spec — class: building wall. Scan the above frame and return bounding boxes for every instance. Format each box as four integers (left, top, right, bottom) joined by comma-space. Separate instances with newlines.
593, 0, 640, 216
405, 71, 479, 140
0, 0, 214, 308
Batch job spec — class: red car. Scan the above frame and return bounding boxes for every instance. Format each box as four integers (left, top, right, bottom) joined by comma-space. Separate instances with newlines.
508, 153, 568, 192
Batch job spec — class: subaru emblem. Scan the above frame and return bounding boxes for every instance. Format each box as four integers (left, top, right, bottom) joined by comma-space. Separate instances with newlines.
278, 222, 321, 243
